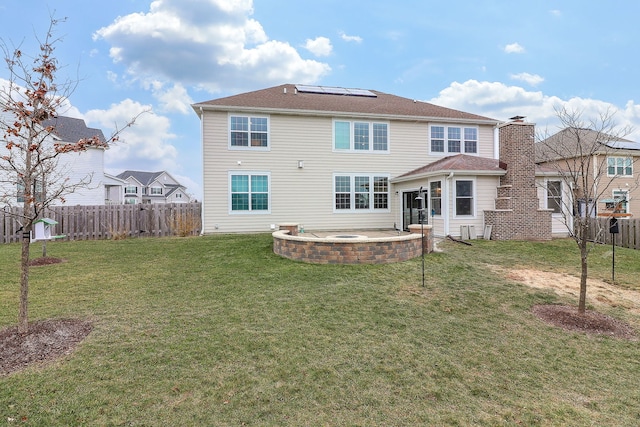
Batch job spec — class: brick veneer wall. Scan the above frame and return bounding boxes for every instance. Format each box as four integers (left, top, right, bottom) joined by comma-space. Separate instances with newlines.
484, 121, 552, 240
273, 226, 433, 264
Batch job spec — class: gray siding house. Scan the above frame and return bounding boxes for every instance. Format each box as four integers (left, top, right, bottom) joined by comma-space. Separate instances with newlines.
193, 84, 561, 239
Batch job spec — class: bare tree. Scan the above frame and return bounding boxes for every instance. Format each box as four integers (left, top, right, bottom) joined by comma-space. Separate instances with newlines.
0, 17, 142, 333
536, 107, 638, 313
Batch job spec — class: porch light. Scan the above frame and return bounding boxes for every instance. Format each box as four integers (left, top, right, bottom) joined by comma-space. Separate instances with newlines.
297, 160, 304, 168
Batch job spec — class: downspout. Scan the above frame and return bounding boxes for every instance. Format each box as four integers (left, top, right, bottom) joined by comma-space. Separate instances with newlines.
493, 126, 500, 160
199, 106, 206, 235
444, 171, 454, 236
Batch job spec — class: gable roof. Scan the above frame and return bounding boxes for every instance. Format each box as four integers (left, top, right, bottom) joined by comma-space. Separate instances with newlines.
536, 127, 640, 162
117, 170, 166, 186
42, 116, 106, 144
393, 154, 507, 182
193, 84, 498, 124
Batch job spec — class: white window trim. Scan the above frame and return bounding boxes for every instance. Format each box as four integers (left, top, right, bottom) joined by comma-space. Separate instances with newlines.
228, 113, 271, 151
545, 179, 563, 215
453, 178, 476, 218
611, 189, 630, 214
429, 124, 479, 155
228, 171, 271, 215
429, 180, 442, 217
332, 173, 391, 213
332, 119, 390, 153
150, 186, 163, 195
606, 156, 633, 177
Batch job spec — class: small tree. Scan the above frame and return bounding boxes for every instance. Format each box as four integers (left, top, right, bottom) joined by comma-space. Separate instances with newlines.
0, 17, 141, 333
537, 107, 638, 313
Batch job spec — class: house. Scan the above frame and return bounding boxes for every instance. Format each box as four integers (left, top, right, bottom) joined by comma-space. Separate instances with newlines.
193, 84, 560, 239
0, 114, 118, 206
115, 170, 190, 204
536, 127, 640, 220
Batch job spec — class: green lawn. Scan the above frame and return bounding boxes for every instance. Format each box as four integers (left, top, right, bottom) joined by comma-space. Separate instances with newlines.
0, 235, 639, 426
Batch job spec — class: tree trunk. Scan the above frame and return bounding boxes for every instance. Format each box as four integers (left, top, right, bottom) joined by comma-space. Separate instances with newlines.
18, 231, 31, 334
578, 241, 588, 314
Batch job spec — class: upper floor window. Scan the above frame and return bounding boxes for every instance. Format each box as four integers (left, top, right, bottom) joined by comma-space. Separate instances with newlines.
230, 172, 270, 213
334, 120, 389, 152
150, 187, 163, 195
124, 186, 137, 195
546, 180, 562, 214
334, 174, 389, 212
454, 180, 474, 216
230, 115, 269, 149
607, 157, 632, 176
430, 125, 478, 154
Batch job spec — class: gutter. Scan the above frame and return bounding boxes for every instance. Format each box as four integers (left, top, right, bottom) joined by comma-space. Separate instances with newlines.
191, 103, 501, 126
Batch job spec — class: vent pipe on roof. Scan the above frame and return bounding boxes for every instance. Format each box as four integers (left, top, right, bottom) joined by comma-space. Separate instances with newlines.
294, 88, 297, 94
284, 87, 287, 94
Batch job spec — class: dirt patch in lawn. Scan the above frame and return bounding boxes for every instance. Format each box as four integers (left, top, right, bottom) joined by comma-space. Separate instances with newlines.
0, 318, 92, 376
491, 266, 638, 340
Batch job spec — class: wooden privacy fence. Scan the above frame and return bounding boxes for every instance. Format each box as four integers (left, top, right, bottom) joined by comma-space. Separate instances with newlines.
0, 202, 202, 243
586, 217, 640, 250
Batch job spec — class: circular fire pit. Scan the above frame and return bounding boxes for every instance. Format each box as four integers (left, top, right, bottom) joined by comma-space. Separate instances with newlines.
272, 225, 432, 264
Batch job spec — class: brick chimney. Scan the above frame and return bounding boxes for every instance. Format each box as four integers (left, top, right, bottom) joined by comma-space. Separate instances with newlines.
484, 117, 552, 240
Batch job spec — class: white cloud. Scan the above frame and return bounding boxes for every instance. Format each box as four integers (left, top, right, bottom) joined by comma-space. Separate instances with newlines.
510, 72, 544, 86
340, 32, 362, 43
429, 79, 640, 140
504, 42, 525, 54
94, 0, 330, 95
304, 36, 333, 57
83, 99, 180, 172
550, 9, 562, 17
145, 81, 194, 114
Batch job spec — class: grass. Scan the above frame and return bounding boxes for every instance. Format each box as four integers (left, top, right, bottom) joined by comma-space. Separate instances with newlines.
0, 235, 639, 426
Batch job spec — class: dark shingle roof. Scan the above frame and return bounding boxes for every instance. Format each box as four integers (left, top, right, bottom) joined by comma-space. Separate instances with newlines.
395, 154, 506, 180
536, 127, 640, 162
116, 170, 165, 185
42, 116, 106, 143
193, 84, 498, 123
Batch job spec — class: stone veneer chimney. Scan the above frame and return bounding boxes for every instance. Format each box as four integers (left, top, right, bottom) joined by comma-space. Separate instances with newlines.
484, 118, 552, 240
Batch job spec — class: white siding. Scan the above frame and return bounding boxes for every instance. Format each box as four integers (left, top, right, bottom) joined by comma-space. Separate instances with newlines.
202, 110, 497, 233
55, 148, 106, 205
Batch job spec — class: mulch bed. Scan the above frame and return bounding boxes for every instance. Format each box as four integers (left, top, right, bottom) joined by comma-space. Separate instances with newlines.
0, 318, 93, 376
532, 304, 636, 340
28, 257, 65, 266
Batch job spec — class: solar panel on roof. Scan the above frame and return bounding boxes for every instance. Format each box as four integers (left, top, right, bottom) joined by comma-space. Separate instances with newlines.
295, 84, 376, 97
600, 140, 640, 150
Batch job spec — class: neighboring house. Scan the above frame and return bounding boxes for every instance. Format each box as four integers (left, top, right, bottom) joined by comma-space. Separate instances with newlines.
0, 114, 114, 206
116, 170, 190, 204
41, 116, 112, 206
536, 128, 640, 220
193, 84, 560, 239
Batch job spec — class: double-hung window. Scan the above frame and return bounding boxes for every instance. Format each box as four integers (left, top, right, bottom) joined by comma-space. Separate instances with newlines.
334, 174, 389, 212
608, 190, 629, 214
150, 187, 163, 195
546, 180, 562, 214
230, 115, 269, 149
607, 157, 632, 176
124, 186, 137, 195
230, 172, 270, 213
430, 125, 478, 154
334, 120, 389, 152
454, 180, 474, 216
17, 180, 44, 203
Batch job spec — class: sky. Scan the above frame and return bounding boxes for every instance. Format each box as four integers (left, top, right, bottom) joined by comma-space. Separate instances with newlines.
1, 0, 640, 201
